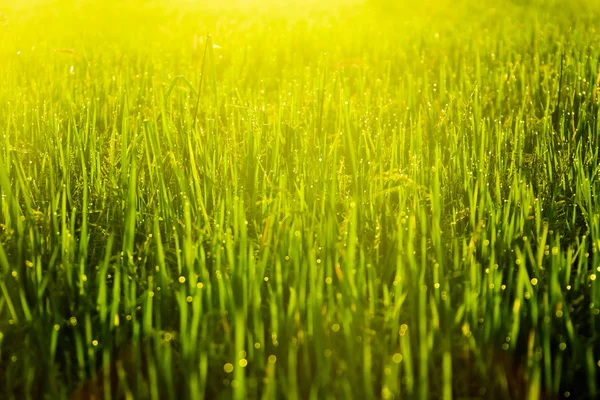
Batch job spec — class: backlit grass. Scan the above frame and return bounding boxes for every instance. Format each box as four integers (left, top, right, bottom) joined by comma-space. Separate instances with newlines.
1, 0, 600, 399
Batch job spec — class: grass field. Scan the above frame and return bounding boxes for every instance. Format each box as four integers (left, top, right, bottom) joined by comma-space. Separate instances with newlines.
1, 0, 600, 399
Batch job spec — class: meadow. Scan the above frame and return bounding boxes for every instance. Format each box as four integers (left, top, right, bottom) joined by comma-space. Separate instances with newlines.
1, 0, 600, 398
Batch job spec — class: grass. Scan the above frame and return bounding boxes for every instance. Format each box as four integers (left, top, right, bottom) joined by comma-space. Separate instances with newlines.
1, 0, 600, 398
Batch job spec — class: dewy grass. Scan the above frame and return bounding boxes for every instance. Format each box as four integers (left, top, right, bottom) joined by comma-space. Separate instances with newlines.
1, 0, 600, 398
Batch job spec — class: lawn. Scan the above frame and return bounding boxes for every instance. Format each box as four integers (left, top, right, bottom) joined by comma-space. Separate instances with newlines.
1, 0, 600, 399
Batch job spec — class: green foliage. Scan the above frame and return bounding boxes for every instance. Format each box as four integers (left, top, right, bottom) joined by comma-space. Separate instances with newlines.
1, 0, 600, 399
